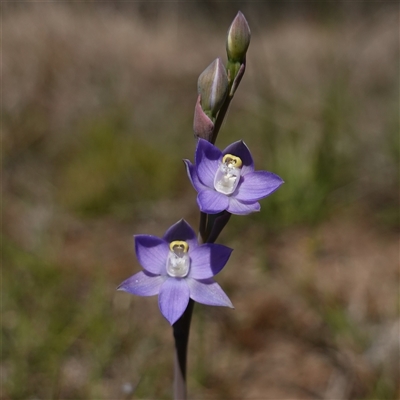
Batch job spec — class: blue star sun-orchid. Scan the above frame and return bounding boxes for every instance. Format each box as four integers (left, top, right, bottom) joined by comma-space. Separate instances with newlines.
118, 219, 233, 325
184, 138, 284, 215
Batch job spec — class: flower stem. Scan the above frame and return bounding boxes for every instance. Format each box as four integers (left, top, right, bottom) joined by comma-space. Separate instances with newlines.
206, 211, 231, 244
210, 95, 232, 145
172, 64, 239, 396
173, 298, 194, 400
199, 212, 208, 243
210, 60, 246, 145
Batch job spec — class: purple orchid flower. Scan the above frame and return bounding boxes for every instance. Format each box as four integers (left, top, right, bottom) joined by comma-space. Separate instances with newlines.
117, 219, 233, 325
184, 139, 284, 215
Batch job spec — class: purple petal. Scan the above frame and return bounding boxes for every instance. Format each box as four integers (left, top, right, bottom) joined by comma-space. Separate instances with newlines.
158, 278, 190, 325
195, 139, 221, 187
187, 278, 233, 308
117, 271, 165, 296
183, 159, 207, 193
222, 141, 254, 175
135, 235, 169, 275
189, 244, 233, 279
197, 190, 230, 214
235, 171, 284, 202
227, 198, 260, 215
163, 219, 198, 250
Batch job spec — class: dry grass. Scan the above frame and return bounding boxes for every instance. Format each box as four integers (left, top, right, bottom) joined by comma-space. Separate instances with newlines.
2, 4, 399, 399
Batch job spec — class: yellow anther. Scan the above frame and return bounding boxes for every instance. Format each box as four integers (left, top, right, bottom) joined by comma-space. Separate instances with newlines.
222, 154, 242, 168
169, 241, 189, 253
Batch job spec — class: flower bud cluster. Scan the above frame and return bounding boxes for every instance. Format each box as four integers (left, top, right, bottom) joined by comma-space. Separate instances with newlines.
194, 11, 251, 141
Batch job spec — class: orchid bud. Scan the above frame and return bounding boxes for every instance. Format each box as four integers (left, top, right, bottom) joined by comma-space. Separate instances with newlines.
197, 58, 229, 118
193, 94, 214, 141
226, 11, 251, 63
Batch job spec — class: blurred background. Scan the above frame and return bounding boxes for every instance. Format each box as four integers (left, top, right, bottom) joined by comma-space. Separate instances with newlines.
2, 1, 399, 399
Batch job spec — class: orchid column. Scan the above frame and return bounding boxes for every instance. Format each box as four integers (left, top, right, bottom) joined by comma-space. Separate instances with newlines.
117, 12, 283, 400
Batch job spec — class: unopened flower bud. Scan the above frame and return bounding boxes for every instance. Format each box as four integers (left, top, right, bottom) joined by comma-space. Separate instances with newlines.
226, 11, 251, 63
197, 58, 229, 118
193, 95, 214, 141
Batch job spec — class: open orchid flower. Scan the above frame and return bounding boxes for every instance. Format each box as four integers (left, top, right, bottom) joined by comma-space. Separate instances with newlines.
184, 139, 284, 215
118, 219, 233, 325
